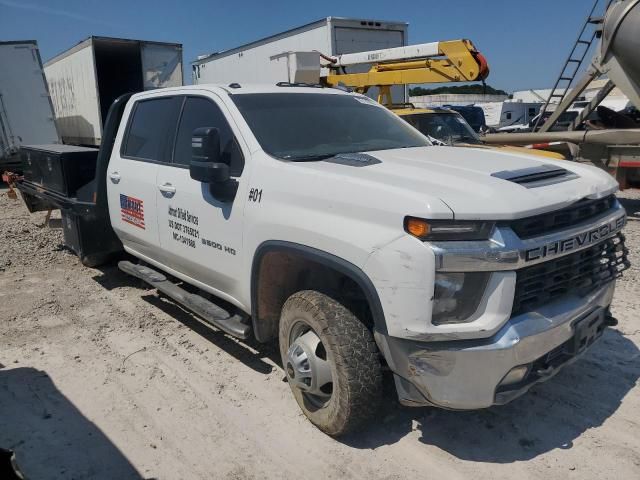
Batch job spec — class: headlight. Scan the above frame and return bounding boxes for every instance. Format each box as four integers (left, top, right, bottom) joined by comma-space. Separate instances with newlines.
432, 272, 490, 325
404, 217, 494, 241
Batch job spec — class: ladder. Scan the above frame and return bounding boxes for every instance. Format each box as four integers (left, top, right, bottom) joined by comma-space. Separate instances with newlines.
533, 0, 611, 131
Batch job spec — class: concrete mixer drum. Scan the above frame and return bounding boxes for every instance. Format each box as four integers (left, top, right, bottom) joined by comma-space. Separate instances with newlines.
601, 0, 640, 109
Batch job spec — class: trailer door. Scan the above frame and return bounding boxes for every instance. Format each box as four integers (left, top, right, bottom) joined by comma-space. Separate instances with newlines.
0, 42, 59, 155
140, 43, 183, 89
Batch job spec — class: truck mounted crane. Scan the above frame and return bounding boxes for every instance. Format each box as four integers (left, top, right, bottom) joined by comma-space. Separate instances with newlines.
320, 39, 489, 106
311, 40, 562, 158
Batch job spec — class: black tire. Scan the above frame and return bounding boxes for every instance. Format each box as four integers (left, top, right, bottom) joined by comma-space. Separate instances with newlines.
279, 290, 382, 436
80, 253, 110, 268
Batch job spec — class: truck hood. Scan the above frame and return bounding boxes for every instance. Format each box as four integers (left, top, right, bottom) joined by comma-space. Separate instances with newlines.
307, 146, 618, 220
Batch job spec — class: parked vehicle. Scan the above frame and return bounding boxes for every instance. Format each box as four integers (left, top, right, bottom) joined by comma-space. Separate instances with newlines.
444, 105, 487, 132
0, 40, 60, 171
498, 110, 580, 133
480, 101, 542, 129
44, 36, 183, 146
396, 105, 564, 159
14, 84, 629, 436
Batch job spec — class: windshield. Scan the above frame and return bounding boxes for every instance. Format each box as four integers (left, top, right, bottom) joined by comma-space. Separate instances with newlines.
401, 112, 482, 145
450, 107, 485, 131
231, 93, 431, 160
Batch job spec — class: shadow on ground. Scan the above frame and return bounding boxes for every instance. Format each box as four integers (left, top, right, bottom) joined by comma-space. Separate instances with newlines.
0, 366, 145, 479
91, 263, 281, 374
142, 293, 281, 374
91, 263, 149, 291
619, 196, 640, 221
343, 327, 639, 462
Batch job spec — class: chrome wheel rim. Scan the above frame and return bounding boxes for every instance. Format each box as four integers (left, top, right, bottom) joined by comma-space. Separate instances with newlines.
286, 323, 333, 408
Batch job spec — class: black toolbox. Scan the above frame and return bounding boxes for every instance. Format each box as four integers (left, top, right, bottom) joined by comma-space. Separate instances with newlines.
21, 144, 99, 197
60, 209, 122, 267
18, 143, 122, 267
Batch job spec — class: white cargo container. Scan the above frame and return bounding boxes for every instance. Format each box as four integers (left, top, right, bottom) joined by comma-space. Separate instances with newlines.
192, 17, 408, 99
0, 40, 60, 167
45, 37, 183, 146
480, 101, 542, 129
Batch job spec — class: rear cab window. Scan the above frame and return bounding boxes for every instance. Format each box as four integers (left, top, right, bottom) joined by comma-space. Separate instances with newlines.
122, 96, 181, 163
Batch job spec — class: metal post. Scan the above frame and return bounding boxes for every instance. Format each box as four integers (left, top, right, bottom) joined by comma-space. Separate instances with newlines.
538, 66, 601, 132
568, 79, 615, 130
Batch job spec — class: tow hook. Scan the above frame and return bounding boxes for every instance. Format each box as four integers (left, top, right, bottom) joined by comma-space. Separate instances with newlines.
604, 314, 618, 327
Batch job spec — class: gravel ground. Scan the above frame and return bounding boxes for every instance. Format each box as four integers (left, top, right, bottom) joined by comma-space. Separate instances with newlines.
0, 185, 638, 480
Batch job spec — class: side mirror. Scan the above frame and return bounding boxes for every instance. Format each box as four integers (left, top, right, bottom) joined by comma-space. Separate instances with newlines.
189, 127, 237, 202
190, 127, 228, 183
190, 160, 230, 184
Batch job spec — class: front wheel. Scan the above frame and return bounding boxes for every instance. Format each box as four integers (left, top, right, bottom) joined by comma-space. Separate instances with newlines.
279, 290, 382, 436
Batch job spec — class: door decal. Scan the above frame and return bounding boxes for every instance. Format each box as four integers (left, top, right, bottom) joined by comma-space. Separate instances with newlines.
120, 194, 145, 229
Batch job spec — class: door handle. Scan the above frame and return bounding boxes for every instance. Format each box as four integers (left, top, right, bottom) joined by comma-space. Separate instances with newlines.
109, 171, 121, 183
158, 182, 176, 196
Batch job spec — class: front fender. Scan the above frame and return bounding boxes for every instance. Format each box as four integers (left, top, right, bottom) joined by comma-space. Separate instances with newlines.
250, 240, 388, 342
363, 235, 436, 338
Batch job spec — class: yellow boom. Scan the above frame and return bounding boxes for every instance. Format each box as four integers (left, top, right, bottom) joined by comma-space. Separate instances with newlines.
322, 39, 489, 105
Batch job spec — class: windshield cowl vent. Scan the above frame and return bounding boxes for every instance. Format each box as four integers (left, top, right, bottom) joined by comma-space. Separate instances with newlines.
491, 164, 577, 188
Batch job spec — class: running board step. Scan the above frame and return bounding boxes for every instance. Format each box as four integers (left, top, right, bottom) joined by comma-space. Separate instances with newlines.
118, 261, 251, 339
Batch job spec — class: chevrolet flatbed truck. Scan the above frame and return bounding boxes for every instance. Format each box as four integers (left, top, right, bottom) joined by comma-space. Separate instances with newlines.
13, 84, 630, 436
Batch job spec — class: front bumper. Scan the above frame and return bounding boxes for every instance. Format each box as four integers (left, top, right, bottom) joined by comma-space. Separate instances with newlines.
375, 281, 616, 409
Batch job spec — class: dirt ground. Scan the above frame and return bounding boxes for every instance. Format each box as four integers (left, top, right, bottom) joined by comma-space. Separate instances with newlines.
0, 185, 639, 480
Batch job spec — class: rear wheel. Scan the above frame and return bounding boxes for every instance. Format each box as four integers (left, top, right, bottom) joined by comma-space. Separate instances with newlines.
279, 290, 382, 436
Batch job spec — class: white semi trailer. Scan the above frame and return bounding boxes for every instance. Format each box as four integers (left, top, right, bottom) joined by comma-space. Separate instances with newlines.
0, 40, 60, 169
192, 17, 408, 99
44, 37, 184, 146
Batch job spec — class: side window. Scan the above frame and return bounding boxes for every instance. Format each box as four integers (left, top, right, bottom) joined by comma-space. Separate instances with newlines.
173, 97, 244, 175
505, 112, 512, 120
123, 97, 181, 162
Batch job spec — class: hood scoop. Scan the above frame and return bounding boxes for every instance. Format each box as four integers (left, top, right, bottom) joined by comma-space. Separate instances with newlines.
324, 152, 382, 167
491, 164, 577, 188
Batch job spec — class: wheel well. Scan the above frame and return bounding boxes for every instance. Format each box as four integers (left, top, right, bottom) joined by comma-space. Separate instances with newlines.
251, 245, 382, 342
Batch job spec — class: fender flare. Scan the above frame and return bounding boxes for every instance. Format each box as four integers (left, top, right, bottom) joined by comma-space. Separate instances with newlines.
250, 240, 387, 342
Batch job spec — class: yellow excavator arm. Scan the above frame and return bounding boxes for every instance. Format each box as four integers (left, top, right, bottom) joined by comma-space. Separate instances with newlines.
322, 39, 489, 105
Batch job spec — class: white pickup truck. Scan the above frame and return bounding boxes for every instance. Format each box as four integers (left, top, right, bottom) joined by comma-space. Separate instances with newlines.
15, 83, 630, 436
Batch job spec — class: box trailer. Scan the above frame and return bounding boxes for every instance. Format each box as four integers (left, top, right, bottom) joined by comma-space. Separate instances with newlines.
44, 37, 183, 146
480, 101, 542, 129
0, 41, 60, 170
192, 17, 408, 99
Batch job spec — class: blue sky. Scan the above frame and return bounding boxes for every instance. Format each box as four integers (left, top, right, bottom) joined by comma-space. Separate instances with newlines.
0, 0, 599, 92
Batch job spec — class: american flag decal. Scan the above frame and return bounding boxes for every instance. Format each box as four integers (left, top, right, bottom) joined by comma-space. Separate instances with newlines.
120, 194, 145, 229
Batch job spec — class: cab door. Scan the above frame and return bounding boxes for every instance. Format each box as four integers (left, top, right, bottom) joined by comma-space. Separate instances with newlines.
107, 96, 180, 260
155, 94, 248, 303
